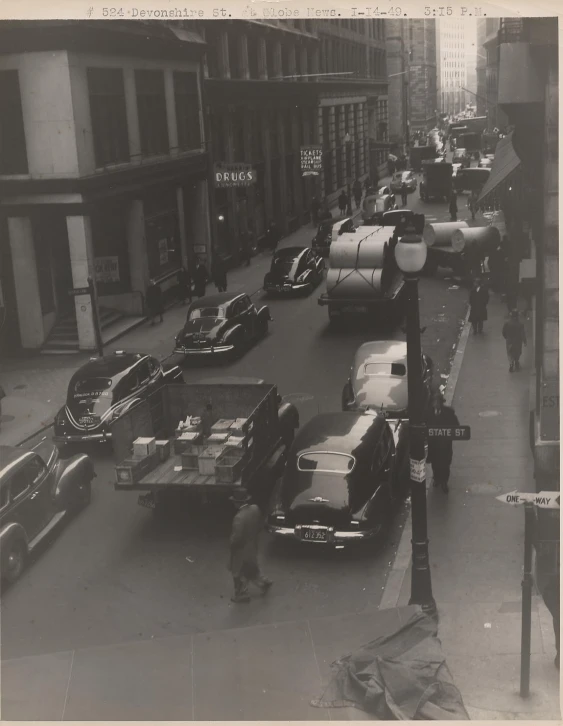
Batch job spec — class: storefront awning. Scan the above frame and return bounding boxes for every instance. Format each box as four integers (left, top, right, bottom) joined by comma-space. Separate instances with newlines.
477, 131, 522, 207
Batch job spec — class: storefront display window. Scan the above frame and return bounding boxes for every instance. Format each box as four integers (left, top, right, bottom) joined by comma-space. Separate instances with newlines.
91, 204, 130, 295
144, 191, 181, 280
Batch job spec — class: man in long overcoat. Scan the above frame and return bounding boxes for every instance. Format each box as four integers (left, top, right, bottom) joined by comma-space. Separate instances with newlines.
228, 490, 272, 603
469, 277, 489, 334
426, 393, 460, 493
193, 259, 209, 298
146, 279, 164, 325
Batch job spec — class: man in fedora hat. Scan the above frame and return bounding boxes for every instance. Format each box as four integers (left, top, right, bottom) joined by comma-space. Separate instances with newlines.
228, 490, 272, 603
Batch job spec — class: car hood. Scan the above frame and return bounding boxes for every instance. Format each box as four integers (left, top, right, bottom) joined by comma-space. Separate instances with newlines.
352, 375, 408, 414
266, 267, 295, 283
179, 317, 227, 341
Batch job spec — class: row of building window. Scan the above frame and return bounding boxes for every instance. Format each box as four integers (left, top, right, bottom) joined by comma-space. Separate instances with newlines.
319, 38, 385, 78
0, 67, 202, 174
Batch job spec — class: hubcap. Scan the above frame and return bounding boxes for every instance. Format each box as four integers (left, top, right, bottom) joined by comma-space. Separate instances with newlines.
7, 548, 22, 572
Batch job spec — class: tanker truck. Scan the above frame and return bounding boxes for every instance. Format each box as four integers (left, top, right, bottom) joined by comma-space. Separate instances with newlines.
423, 222, 500, 280
318, 226, 406, 326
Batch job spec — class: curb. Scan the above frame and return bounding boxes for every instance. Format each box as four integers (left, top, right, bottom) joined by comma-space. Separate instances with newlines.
379, 307, 472, 610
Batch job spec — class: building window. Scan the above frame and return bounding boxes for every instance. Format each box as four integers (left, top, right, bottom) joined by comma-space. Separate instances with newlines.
174, 72, 201, 152
135, 70, 169, 156
0, 70, 29, 174
87, 68, 129, 168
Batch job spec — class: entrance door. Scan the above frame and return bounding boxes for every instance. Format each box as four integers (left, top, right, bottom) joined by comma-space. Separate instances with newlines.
43, 215, 74, 315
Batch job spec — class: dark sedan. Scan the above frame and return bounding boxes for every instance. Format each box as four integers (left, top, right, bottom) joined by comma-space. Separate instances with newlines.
267, 412, 406, 547
53, 351, 183, 444
174, 292, 270, 359
1, 440, 95, 584
264, 246, 325, 295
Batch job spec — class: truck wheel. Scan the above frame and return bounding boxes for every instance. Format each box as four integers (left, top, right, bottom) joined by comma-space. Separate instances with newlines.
2, 538, 27, 585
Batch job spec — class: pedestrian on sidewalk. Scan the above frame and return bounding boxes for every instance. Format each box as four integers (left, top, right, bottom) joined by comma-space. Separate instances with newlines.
240, 230, 252, 267
311, 196, 320, 226
211, 252, 228, 293
487, 243, 504, 293
400, 181, 408, 207
502, 309, 527, 372
542, 571, 560, 669
353, 178, 363, 209
467, 190, 478, 220
177, 266, 192, 305
449, 192, 458, 222
337, 190, 348, 217
266, 220, 280, 253
146, 279, 164, 325
427, 392, 460, 493
469, 277, 489, 334
193, 259, 209, 298
228, 490, 273, 603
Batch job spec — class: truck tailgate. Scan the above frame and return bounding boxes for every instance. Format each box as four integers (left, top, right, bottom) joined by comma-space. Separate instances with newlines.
122, 455, 242, 491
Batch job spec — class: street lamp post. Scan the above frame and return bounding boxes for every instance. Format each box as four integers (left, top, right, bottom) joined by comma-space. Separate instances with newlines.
394, 227, 437, 617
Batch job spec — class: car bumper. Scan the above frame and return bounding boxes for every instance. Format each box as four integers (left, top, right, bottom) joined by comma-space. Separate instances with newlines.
264, 282, 309, 293
266, 522, 380, 544
53, 431, 111, 443
173, 344, 234, 356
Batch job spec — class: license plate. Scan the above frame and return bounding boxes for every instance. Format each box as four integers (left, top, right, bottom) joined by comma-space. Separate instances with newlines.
342, 305, 368, 314
300, 526, 329, 542
138, 493, 156, 509
79, 415, 99, 425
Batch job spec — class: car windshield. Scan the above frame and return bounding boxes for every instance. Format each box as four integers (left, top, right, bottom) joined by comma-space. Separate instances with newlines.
190, 307, 225, 320
297, 452, 355, 474
273, 257, 298, 275
364, 362, 406, 377
72, 377, 112, 399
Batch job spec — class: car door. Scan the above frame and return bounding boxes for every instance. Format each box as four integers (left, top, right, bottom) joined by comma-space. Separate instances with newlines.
239, 296, 256, 338
7, 456, 51, 540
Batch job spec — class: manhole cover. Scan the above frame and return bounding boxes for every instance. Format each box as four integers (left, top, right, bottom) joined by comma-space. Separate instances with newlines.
479, 410, 501, 418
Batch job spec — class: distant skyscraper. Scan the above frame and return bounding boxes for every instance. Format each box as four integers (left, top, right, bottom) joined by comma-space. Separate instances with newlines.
437, 18, 477, 115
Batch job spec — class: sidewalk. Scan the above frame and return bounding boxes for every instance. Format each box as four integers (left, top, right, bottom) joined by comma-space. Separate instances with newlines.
381, 295, 561, 720
0, 201, 361, 447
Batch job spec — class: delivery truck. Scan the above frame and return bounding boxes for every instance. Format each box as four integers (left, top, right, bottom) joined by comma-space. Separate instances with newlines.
419, 160, 453, 203
409, 145, 438, 172
423, 222, 500, 280
111, 381, 299, 513
318, 226, 405, 326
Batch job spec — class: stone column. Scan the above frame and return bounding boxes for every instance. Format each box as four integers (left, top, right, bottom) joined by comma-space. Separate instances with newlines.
262, 111, 273, 220
300, 46, 308, 81
176, 187, 188, 268
329, 105, 337, 196
164, 69, 178, 156
273, 39, 282, 79
66, 215, 96, 351
220, 31, 230, 79
258, 37, 268, 80
278, 112, 288, 234
8, 217, 45, 349
123, 68, 141, 162
288, 43, 297, 80
127, 200, 149, 302
240, 34, 250, 80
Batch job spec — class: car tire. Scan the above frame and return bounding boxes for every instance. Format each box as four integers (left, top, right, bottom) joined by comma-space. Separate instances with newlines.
2, 537, 27, 585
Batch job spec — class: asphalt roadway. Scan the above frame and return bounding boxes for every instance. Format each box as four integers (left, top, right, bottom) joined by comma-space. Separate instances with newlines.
1, 190, 470, 663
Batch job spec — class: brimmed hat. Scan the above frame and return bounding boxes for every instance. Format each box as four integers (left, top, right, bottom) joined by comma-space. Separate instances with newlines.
229, 489, 251, 504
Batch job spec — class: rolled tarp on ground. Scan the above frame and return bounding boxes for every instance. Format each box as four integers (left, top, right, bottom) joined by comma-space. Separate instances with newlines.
326, 268, 384, 298
329, 236, 388, 270
451, 225, 501, 253
423, 222, 468, 248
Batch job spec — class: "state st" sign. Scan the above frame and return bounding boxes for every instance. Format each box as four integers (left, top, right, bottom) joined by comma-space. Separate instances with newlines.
427, 426, 471, 440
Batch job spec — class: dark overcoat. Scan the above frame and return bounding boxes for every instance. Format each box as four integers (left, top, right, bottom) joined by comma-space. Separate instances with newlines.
229, 503, 264, 579
469, 285, 489, 323
427, 405, 460, 466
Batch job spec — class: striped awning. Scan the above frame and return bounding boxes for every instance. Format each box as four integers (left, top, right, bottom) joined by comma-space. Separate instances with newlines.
477, 132, 522, 208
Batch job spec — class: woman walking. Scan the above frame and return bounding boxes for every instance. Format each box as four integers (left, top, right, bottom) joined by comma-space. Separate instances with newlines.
469, 277, 489, 334
502, 310, 527, 372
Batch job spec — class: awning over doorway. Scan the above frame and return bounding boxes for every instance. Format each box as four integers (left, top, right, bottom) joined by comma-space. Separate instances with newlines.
477, 131, 522, 208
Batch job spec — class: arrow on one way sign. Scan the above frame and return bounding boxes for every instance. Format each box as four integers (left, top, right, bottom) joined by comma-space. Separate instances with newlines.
496, 491, 560, 509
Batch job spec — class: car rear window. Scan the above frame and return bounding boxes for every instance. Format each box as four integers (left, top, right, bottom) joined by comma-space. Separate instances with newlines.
73, 378, 112, 399
190, 307, 225, 319
297, 452, 355, 474
364, 362, 406, 377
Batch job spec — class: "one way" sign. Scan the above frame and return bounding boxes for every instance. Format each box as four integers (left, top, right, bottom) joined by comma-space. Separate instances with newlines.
496, 490, 560, 509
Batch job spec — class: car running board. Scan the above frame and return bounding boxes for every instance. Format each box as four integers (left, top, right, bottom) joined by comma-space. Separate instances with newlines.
28, 511, 67, 552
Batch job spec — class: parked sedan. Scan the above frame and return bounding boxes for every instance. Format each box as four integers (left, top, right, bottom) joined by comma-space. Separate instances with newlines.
390, 171, 418, 194
264, 246, 325, 295
267, 412, 406, 546
452, 148, 471, 168
174, 292, 270, 359
0, 440, 95, 584
54, 351, 183, 445
341, 340, 434, 418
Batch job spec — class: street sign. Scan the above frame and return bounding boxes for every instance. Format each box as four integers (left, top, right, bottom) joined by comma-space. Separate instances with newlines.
496, 490, 560, 509
300, 145, 323, 176
409, 458, 426, 483
427, 425, 471, 440
68, 287, 90, 296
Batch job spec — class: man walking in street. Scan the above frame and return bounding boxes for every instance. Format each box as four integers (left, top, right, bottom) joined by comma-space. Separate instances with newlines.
193, 259, 209, 298
502, 309, 527, 372
211, 252, 228, 292
228, 490, 273, 603
400, 180, 408, 207
338, 189, 348, 217
427, 392, 460, 493
352, 178, 362, 209
146, 279, 164, 325
177, 266, 192, 305
469, 277, 489, 334
467, 190, 478, 220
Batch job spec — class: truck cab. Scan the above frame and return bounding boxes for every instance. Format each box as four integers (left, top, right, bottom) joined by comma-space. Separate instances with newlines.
419, 160, 453, 203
